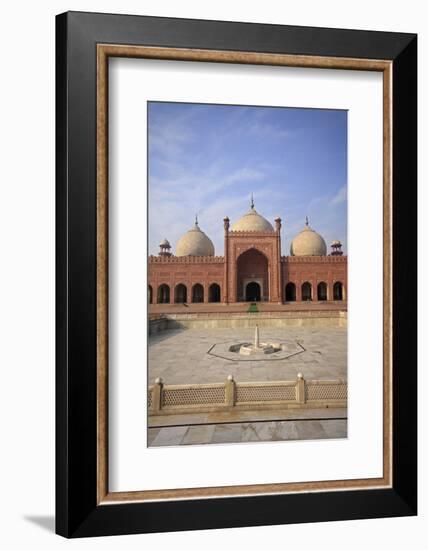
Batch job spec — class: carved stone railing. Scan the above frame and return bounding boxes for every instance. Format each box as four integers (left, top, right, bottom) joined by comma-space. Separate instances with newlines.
148, 374, 347, 415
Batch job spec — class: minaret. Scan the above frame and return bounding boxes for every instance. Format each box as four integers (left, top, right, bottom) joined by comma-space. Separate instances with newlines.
223, 215, 230, 304
158, 238, 172, 257
330, 240, 343, 256
275, 216, 283, 304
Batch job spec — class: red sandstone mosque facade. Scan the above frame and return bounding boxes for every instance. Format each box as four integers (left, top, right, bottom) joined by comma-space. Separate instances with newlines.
148, 199, 347, 307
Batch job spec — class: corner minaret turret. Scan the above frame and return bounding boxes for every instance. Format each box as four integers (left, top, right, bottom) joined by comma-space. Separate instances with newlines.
158, 238, 172, 257
223, 216, 230, 304
330, 240, 343, 256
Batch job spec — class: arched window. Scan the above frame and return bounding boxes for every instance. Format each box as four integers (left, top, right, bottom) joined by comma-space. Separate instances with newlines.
157, 284, 170, 304
209, 283, 221, 303
301, 282, 312, 301
192, 283, 204, 303
333, 281, 343, 301
317, 282, 327, 301
148, 285, 153, 304
174, 283, 187, 304
285, 282, 296, 302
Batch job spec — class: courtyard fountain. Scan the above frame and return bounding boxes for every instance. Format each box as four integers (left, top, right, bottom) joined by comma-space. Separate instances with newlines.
228, 325, 284, 356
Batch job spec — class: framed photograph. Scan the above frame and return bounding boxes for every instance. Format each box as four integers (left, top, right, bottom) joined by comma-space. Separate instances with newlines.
56, 11, 417, 537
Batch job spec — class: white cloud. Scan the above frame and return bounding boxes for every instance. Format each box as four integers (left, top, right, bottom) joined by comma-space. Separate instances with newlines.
149, 165, 269, 255
330, 184, 347, 206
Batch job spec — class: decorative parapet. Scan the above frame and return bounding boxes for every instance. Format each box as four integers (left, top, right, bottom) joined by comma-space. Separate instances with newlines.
148, 374, 347, 415
149, 255, 225, 264
281, 255, 347, 263
229, 230, 277, 236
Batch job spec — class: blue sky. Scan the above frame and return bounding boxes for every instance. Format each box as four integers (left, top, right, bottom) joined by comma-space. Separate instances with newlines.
148, 102, 347, 256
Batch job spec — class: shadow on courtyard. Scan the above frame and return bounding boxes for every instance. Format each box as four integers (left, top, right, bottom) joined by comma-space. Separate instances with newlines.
148, 326, 188, 345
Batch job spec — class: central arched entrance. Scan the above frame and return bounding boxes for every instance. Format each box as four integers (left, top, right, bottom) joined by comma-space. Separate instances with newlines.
236, 248, 269, 301
245, 281, 261, 301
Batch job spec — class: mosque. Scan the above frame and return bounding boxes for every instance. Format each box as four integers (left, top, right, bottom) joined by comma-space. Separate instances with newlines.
148, 198, 347, 307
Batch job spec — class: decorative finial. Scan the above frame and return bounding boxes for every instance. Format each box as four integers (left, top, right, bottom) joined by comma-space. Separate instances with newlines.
195, 213, 199, 226
250, 193, 254, 210
305, 215, 309, 226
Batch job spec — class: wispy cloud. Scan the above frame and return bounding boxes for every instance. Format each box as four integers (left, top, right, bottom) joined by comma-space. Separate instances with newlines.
330, 184, 347, 206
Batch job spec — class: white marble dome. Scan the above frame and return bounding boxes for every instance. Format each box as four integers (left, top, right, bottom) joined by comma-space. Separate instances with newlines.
175, 220, 215, 257
231, 202, 274, 232
290, 219, 327, 256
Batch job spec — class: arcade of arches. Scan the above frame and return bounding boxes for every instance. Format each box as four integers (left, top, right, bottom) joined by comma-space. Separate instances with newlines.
148, 276, 345, 305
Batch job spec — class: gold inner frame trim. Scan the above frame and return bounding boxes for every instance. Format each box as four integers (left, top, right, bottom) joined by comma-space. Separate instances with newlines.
96, 43, 393, 504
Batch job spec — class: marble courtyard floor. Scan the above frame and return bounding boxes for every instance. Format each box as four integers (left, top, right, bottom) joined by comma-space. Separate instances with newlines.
148, 326, 347, 385
148, 418, 347, 446
148, 326, 347, 446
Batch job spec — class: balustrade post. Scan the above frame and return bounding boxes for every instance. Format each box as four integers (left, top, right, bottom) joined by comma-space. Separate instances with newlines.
296, 372, 306, 404
225, 374, 236, 407
152, 377, 163, 413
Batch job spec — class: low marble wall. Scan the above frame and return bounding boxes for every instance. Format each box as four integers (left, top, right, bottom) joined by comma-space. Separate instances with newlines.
149, 311, 347, 333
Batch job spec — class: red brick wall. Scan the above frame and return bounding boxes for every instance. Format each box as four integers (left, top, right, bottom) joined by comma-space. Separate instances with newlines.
148, 251, 347, 304
148, 256, 225, 304
281, 256, 347, 301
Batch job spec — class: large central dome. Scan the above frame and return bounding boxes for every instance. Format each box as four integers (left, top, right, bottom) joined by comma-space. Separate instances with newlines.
175, 218, 215, 257
231, 199, 274, 232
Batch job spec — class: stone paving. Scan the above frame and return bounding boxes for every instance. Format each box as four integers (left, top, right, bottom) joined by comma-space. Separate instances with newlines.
148, 418, 347, 447
148, 326, 347, 384
149, 407, 347, 427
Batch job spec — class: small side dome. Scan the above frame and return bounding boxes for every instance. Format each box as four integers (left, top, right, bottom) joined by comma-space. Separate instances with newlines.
176, 216, 215, 257
159, 238, 170, 247
231, 196, 274, 232
290, 218, 327, 256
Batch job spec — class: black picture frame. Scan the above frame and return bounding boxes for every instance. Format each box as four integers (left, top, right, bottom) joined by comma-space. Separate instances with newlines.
56, 11, 417, 538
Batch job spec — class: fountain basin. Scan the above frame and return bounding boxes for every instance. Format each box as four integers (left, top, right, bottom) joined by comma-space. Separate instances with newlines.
232, 342, 281, 355
209, 340, 304, 362
228, 326, 289, 356
209, 325, 305, 362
